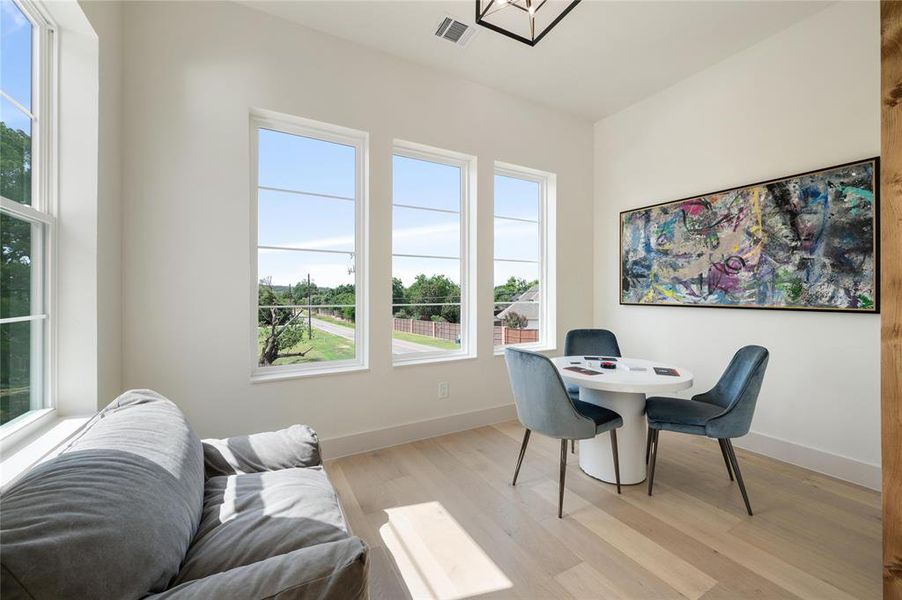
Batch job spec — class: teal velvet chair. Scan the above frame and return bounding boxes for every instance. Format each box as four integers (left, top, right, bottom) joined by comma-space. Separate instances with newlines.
504, 348, 624, 518
645, 345, 769, 515
564, 329, 622, 453
564, 329, 621, 400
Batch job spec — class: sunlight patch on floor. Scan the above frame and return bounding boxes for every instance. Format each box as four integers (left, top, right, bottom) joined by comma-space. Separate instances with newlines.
379, 501, 512, 599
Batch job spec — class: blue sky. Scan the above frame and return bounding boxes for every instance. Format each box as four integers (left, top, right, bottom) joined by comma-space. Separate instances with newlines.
1, 0, 32, 132
257, 129, 541, 290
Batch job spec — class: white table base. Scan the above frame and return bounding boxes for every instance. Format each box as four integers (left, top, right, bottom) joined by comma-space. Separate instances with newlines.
577, 388, 647, 485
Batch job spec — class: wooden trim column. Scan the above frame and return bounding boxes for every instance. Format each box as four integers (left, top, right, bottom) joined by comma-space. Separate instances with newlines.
882, 2, 902, 597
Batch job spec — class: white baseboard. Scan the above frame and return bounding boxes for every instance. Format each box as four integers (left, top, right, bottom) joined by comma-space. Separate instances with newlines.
734, 431, 881, 491
320, 403, 518, 460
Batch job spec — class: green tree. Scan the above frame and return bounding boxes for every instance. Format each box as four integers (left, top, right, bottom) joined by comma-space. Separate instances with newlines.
257, 279, 311, 366
333, 291, 356, 321
392, 277, 407, 307
0, 122, 31, 204
493, 277, 535, 303
1, 123, 33, 424
407, 274, 460, 323
502, 311, 529, 329
289, 279, 318, 305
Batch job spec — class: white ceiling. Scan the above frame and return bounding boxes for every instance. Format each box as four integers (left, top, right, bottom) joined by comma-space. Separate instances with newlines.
239, 0, 831, 121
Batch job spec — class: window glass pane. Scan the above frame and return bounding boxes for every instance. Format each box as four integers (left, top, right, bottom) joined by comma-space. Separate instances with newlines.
258, 128, 355, 199
494, 175, 539, 220
1, 213, 37, 318
392, 150, 466, 358
1, 96, 32, 205
392, 205, 460, 258
1, 318, 41, 425
257, 249, 356, 367
1, 0, 32, 110
258, 189, 354, 252
494, 170, 543, 349
256, 123, 361, 372
393, 155, 461, 212
494, 218, 539, 262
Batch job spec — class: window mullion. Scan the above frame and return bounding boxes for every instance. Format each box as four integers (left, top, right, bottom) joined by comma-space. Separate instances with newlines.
0, 198, 53, 225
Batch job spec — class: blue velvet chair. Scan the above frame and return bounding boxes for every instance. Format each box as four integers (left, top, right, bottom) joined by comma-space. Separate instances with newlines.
564, 329, 621, 401
645, 345, 769, 515
504, 348, 624, 517
564, 329, 622, 453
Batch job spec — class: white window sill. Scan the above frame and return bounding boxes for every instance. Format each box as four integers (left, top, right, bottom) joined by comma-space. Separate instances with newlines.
1, 413, 93, 490
0, 408, 57, 450
251, 363, 369, 384
494, 343, 557, 357
393, 352, 478, 368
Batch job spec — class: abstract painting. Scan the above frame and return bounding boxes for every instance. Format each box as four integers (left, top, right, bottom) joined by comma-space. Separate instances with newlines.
620, 158, 879, 312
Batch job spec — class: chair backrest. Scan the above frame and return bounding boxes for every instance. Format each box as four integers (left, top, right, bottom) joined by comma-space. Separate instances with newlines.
564, 329, 621, 358
504, 348, 596, 440
703, 345, 770, 438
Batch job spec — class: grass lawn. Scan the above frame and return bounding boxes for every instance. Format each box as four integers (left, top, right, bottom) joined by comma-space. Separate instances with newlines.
258, 327, 355, 365
391, 330, 460, 351
312, 314, 460, 351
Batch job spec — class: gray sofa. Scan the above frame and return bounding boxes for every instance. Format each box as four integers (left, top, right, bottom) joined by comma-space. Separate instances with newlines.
0, 390, 368, 599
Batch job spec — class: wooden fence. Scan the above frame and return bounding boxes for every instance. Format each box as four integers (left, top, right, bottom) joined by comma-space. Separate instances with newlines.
392, 318, 461, 342
392, 318, 538, 346
494, 327, 539, 346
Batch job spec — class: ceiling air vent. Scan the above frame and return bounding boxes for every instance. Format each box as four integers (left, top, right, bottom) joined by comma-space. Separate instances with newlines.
434, 16, 476, 47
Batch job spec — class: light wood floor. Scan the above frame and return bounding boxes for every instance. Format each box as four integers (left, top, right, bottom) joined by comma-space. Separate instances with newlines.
327, 421, 881, 599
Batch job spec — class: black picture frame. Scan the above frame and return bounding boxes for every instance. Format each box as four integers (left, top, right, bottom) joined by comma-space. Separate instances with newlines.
619, 157, 881, 314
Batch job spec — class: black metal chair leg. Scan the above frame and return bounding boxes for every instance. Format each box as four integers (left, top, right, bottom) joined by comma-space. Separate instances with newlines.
646, 426, 652, 464
571, 439, 575, 454
512, 429, 531, 486
725, 439, 753, 516
717, 439, 734, 481
559, 439, 568, 518
647, 429, 660, 496
610, 429, 621, 494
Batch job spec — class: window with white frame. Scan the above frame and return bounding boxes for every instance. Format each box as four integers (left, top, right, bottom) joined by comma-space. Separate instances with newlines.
251, 111, 367, 379
391, 142, 475, 363
1, 0, 54, 427
493, 163, 555, 351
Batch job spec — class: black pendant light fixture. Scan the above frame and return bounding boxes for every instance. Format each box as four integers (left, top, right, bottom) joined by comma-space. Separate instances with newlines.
475, 0, 581, 47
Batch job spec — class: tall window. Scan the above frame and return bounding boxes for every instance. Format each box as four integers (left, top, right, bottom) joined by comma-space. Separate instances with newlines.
493, 163, 555, 351
1, 0, 54, 427
251, 111, 367, 379
391, 142, 475, 363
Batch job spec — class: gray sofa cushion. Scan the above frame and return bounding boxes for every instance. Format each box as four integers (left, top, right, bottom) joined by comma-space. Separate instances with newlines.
203, 424, 322, 477
174, 466, 350, 585
0, 390, 204, 600
150, 537, 368, 600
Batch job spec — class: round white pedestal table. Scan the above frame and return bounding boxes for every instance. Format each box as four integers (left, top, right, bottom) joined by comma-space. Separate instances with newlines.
551, 356, 694, 485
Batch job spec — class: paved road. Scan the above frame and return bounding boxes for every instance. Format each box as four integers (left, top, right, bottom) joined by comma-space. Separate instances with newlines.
310, 318, 438, 355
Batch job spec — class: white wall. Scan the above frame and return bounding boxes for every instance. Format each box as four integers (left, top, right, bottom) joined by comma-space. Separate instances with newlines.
80, 0, 124, 408
593, 2, 880, 487
119, 1, 594, 445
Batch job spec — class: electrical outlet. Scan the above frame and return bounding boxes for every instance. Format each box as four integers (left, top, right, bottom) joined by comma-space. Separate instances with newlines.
438, 382, 450, 399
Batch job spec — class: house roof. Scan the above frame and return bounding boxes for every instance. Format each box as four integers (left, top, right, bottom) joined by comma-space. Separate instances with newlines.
497, 286, 540, 321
